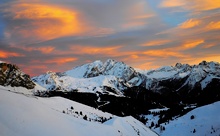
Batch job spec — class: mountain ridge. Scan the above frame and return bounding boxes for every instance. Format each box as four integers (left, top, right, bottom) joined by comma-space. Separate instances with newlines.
32, 59, 220, 95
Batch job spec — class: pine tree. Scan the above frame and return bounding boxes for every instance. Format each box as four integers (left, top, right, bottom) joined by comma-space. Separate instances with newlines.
150, 122, 154, 128
190, 115, 195, 120
83, 115, 87, 120
193, 129, 196, 133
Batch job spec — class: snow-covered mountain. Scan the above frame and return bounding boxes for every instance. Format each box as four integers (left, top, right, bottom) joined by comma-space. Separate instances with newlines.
142, 61, 220, 93
32, 59, 144, 95
32, 60, 220, 98
0, 86, 158, 136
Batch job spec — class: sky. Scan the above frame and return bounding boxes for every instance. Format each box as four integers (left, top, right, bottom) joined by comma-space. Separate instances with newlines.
0, 0, 220, 76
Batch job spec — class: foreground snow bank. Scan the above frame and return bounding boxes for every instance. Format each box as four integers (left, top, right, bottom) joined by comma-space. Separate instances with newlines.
0, 87, 157, 136
155, 101, 220, 136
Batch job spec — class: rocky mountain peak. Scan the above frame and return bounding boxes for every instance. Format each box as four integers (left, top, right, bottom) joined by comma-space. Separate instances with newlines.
0, 61, 35, 89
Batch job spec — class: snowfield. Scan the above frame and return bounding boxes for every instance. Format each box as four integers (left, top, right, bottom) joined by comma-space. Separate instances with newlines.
150, 102, 220, 136
0, 86, 158, 136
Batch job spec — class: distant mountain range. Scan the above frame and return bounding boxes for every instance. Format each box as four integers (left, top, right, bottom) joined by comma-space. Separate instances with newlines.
32, 59, 220, 95
31, 59, 220, 105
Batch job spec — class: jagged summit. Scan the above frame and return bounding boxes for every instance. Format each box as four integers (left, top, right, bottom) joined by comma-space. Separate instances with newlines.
32, 59, 143, 95
143, 60, 220, 93
64, 59, 138, 81
0, 61, 35, 89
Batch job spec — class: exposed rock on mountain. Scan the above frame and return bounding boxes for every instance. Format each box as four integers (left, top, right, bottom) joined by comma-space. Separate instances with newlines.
0, 62, 35, 89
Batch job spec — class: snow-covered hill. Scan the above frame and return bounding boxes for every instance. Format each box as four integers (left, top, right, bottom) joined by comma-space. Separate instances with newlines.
0, 86, 158, 136
149, 101, 220, 136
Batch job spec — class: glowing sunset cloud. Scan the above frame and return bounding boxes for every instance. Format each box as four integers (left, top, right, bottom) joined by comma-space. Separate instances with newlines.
160, 0, 185, 8
202, 44, 216, 49
160, 0, 220, 11
11, 46, 55, 54
142, 40, 170, 46
130, 54, 139, 59
179, 19, 201, 29
206, 21, 220, 30
182, 40, 204, 50
5, 3, 84, 41
0, 50, 24, 58
143, 50, 186, 58
70, 46, 122, 56
137, 62, 160, 70
45, 57, 78, 64
189, 0, 220, 11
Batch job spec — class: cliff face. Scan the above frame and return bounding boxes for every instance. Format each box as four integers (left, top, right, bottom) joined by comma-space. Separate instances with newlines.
0, 62, 35, 89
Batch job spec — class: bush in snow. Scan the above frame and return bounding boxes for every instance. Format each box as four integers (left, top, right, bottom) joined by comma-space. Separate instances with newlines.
190, 115, 195, 120
83, 115, 87, 120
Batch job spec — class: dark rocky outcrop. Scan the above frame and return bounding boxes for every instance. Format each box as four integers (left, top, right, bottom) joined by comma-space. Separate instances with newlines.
0, 62, 35, 89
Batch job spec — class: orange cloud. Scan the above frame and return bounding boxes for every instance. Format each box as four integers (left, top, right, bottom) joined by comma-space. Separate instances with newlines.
10, 45, 55, 54
202, 44, 216, 48
160, 0, 220, 11
71, 46, 122, 55
0, 50, 24, 58
134, 14, 155, 19
8, 3, 85, 40
142, 40, 170, 46
130, 54, 139, 59
143, 49, 186, 58
190, 0, 220, 11
179, 19, 201, 29
69, 45, 138, 57
206, 21, 220, 30
20, 64, 48, 76
37, 47, 55, 54
136, 62, 160, 70
159, 0, 185, 8
182, 40, 204, 49
45, 57, 78, 64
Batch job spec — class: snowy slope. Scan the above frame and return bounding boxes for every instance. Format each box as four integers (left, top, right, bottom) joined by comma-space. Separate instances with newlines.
148, 102, 220, 136
32, 71, 124, 95
0, 86, 158, 136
